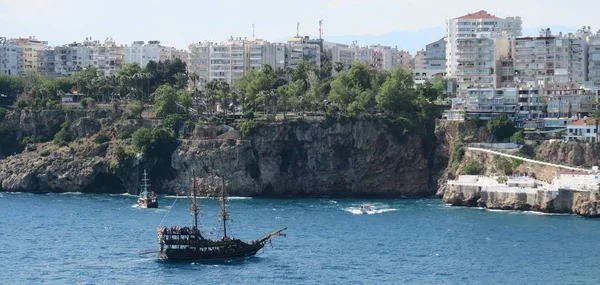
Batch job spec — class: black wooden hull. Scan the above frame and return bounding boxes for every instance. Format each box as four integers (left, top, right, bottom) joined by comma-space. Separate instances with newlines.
158, 242, 264, 261
138, 198, 158, 208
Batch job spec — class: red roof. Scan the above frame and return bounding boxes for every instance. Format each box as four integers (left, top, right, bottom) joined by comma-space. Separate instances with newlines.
569, 119, 596, 126
456, 10, 500, 20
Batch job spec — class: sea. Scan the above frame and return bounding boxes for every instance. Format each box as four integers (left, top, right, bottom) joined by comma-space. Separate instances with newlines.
1, 192, 599, 285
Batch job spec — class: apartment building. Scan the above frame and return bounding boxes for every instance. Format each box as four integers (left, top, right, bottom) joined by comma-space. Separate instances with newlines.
392, 49, 413, 70
50, 38, 124, 77
446, 10, 522, 77
0, 37, 22, 75
564, 118, 597, 142
14, 37, 48, 75
514, 29, 587, 89
455, 35, 511, 96
188, 38, 288, 87
545, 87, 598, 118
414, 38, 447, 83
369, 45, 394, 71
516, 86, 545, 120
588, 33, 600, 87
464, 86, 518, 120
124, 40, 183, 68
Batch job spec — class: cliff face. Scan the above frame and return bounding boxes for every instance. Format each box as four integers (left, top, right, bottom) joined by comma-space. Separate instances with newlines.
535, 141, 600, 168
0, 116, 441, 197
433, 120, 493, 197
168, 119, 437, 197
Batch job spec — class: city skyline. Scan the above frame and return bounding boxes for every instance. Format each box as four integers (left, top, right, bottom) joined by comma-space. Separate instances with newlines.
2, 0, 599, 52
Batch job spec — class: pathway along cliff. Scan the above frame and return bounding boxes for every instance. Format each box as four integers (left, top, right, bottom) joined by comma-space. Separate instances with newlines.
0, 110, 446, 197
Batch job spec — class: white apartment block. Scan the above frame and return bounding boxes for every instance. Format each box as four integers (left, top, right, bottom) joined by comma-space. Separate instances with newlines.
414, 38, 447, 83
588, 33, 600, 87
446, 10, 522, 77
0, 37, 23, 76
564, 118, 597, 142
545, 87, 598, 118
124, 41, 183, 68
51, 38, 125, 77
392, 49, 413, 70
455, 36, 511, 96
188, 38, 288, 87
14, 37, 48, 75
369, 45, 394, 71
514, 29, 588, 89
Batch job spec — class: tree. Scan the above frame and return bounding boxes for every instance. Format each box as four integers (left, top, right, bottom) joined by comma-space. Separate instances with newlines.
328, 73, 359, 114
594, 108, 600, 143
510, 130, 525, 144
334, 62, 344, 73
152, 84, 178, 117
417, 81, 441, 102
487, 115, 516, 141
127, 101, 144, 119
376, 66, 417, 117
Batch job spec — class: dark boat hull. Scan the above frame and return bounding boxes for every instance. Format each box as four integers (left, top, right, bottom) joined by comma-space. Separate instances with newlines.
138, 198, 158, 208
158, 242, 264, 261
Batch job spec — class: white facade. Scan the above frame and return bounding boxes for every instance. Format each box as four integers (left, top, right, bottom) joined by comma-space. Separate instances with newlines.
564, 119, 597, 142
124, 40, 182, 68
14, 37, 48, 75
188, 38, 289, 87
0, 38, 22, 75
446, 10, 522, 77
52, 38, 125, 77
456, 36, 511, 96
588, 34, 600, 87
514, 29, 588, 89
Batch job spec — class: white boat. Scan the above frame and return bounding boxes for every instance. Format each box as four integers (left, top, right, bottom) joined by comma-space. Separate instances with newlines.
359, 203, 374, 214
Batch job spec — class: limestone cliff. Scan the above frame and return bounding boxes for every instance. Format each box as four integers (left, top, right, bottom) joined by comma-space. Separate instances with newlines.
0, 116, 441, 197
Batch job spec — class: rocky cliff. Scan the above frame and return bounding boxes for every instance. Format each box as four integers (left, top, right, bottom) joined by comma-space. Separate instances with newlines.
0, 114, 442, 197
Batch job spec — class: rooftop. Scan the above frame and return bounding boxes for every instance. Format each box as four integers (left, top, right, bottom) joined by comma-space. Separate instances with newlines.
456, 10, 500, 20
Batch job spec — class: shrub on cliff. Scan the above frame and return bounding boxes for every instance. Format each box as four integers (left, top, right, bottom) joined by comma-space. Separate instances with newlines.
510, 130, 525, 144
240, 121, 258, 139
132, 127, 178, 158
126, 101, 144, 119
80, 97, 96, 109
0, 107, 7, 122
487, 116, 515, 141
53, 128, 71, 147
463, 162, 481, 175
94, 133, 110, 144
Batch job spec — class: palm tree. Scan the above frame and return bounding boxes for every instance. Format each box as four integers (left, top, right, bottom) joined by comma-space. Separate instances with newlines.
594, 107, 600, 143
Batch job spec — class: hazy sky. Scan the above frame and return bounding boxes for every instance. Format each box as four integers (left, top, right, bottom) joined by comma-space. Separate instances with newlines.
1, 0, 598, 49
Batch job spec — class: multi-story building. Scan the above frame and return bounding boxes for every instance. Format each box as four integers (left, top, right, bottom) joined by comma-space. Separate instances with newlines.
392, 49, 413, 70
564, 118, 597, 142
455, 36, 511, 96
464, 86, 518, 120
50, 38, 124, 77
516, 86, 545, 120
369, 45, 394, 71
0, 37, 22, 75
53, 42, 92, 77
545, 87, 598, 118
14, 37, 48, 75
588, 33, 600, 87
514, 29, 588, 89
446, 10, 522, 77
286, 41, 321, 70
188, 38, 289, 87
414, 38, 447, 83
124, 40, 183, 68
37, 48, 56, 78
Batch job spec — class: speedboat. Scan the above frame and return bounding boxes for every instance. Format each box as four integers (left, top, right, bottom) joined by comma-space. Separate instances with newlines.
359, 203, 374, 214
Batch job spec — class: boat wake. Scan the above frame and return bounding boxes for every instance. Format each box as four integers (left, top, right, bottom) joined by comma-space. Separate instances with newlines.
131, 204, 140, 208
344, 204, 399, 215
163, 195, 252, 200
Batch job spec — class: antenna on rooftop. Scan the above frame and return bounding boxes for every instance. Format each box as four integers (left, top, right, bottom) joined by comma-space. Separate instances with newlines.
252, 23, 255, 38
319, 19, 323, 40
297, 22, 300, 38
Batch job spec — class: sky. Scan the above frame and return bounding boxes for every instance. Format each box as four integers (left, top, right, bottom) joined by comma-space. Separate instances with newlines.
1, 0, 599, 53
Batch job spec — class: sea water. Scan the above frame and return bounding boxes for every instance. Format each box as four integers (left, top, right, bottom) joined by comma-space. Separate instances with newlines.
1, 193, 599, 284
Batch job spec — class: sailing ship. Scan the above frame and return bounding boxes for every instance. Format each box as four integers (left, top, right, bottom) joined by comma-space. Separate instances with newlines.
137, 169, 158, 208
156, 171, 286, 261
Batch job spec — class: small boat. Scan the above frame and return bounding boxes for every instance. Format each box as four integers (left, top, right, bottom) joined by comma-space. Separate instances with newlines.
156, 171, 286, 261
359, 203, 374, 214
137, 169, 158, 208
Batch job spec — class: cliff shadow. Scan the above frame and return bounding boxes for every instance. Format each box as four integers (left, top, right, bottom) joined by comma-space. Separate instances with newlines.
83, 172, 126, 194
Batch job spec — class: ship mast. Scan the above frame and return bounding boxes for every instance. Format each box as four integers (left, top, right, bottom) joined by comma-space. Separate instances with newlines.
141, 169, 150, 194
190, 170, 199, 230
219, 176, 230, 239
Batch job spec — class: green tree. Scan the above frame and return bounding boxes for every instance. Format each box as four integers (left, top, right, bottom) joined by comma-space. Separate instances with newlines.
127, 101, 144, 119
510, 130, 525, 144
487, 116, 516, 141
328, 73, 359, 114
152, 84, 178, 117
376, 66, 417, 117
334, 62, 344, 73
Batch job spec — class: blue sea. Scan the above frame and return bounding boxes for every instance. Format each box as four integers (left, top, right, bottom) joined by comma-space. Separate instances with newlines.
1, 193, 599, 284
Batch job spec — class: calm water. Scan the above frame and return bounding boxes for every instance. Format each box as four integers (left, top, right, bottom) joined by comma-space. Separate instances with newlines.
1, 193, 599, 284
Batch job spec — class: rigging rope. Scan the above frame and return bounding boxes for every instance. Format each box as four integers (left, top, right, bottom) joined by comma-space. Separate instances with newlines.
158, 195, 179, 227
